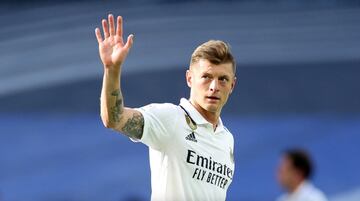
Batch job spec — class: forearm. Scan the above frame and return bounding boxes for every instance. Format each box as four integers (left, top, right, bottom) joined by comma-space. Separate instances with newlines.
100, 67, 124, 128
100, 67, 144, 139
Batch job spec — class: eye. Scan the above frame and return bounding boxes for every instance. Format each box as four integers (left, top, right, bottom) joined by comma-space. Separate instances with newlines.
202, 75, 210, 79
219, 77, 229, 82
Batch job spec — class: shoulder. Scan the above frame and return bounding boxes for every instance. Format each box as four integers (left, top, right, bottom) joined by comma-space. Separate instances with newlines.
224, 126, 234, 138
308, 187, 328, 201
223, 125, 235, 144
139, 102, 178, 111
301, 182, 328, 201
137, 102, 181, 119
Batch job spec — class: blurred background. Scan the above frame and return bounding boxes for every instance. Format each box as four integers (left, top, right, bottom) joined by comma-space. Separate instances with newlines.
1, 0, 360, 200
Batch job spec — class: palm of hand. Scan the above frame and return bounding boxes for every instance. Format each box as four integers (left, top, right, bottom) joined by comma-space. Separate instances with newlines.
99, 36, 127, 67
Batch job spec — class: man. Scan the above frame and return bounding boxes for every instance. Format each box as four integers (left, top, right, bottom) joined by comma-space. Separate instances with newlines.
276, 149, 328, 201
95, 14, 236, 201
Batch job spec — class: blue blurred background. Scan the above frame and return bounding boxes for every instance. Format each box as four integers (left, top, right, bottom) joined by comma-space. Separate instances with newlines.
1, 0, 360, 200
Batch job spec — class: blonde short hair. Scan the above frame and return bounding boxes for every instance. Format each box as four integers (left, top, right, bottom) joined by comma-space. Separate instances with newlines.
190, 40, 236, 74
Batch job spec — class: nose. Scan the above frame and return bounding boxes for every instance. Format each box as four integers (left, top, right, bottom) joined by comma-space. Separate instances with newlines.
209, 79, 219, 92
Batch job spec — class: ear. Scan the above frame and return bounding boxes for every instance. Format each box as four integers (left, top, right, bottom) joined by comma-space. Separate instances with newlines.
230, 76, 236, 94
186, 69, 192, 88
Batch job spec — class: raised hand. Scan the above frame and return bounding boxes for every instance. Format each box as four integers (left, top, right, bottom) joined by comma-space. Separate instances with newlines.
95, 14, 134, 70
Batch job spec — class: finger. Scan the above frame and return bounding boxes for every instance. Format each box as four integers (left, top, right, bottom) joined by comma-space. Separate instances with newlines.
95, 28, 103, 43
124, 34, 134, 50
116, 16, 123, 37
102, 19, 110, 38
108, 14, 115, 36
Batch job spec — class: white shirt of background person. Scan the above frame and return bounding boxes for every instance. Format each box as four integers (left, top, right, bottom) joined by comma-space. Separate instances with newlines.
277, 180, 328, 201
276, 149, 328, 201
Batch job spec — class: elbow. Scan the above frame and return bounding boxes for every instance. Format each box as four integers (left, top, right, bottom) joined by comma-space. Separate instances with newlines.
101, 114, 116, 129
102, 120, 113, 129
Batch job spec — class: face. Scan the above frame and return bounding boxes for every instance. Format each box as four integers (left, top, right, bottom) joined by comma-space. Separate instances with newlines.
277, 156, 297, 190
186, 59, 236, 116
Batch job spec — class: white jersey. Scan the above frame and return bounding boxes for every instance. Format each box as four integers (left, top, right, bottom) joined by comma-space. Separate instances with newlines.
134, 98, 235, 201
277, 181, 328, 201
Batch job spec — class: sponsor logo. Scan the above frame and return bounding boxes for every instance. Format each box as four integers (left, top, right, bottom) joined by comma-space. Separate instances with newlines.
186, 149, 234, 189
185, 132, 197, 142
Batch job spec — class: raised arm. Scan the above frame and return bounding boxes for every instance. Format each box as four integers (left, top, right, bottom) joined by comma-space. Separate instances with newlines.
95, 14, 143, 140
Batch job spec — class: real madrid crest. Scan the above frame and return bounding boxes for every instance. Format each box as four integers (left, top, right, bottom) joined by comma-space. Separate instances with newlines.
185, 114, 197, 131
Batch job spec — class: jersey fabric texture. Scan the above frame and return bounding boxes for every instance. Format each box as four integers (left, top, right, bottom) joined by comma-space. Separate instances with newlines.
134, 98, 235, 201
276, 181, 328, 201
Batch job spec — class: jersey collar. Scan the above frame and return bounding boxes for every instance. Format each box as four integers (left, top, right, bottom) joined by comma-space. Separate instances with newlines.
179, 98, 224, 129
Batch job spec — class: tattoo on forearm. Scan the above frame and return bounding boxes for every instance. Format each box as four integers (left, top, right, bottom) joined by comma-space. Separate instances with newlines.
122, 112, 144, 139
110, 89, 124, 123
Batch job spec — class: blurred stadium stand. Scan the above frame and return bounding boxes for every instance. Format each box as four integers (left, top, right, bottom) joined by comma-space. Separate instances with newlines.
0, 0, 359, 201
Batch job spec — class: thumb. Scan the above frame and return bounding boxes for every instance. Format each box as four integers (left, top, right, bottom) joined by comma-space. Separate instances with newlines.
124, 34, 134, 50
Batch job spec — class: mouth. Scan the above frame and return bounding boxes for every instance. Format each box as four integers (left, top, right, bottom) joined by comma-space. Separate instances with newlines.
206, 96, 220, 101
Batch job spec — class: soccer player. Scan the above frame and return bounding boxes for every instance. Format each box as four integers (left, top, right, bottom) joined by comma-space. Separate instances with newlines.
276, 149, 328, 201
95, 14, 236, 201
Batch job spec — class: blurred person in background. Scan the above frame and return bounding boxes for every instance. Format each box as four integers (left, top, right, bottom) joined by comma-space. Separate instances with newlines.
276, 148, 328, 201
95, 14, 236, 201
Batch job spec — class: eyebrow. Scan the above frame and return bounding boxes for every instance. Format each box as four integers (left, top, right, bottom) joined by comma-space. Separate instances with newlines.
219, 75, 230, 80
201, 72, 213, 77
201, 72, 231, 79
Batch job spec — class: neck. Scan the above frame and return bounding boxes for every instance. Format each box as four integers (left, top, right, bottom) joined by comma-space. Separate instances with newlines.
288, 179, 304, 193
190, 100, 220, 129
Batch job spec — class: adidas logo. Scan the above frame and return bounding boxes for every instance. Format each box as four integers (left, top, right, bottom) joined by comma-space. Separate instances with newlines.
185, 132, 197, 142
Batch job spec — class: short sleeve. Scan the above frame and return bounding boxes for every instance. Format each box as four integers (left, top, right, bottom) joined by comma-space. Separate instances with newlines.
133, 103, 177, 151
